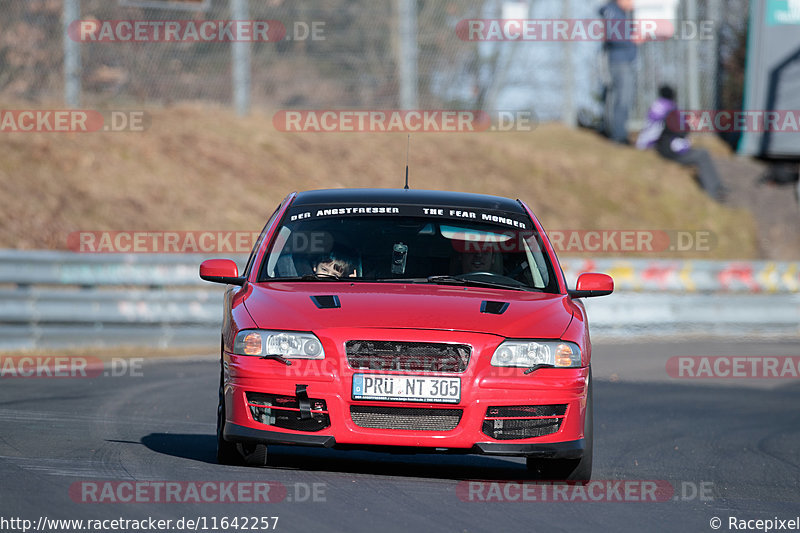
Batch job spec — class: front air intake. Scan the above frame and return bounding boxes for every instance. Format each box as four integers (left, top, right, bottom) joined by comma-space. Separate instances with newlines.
246, 392, 330, 432
481, 404, 567, 440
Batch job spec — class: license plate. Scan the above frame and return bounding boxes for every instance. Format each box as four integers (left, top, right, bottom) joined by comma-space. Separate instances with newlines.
352, 374, 461, 404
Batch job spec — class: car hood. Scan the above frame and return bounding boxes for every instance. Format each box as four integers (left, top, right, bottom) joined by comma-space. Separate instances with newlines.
243, 282, 574, 338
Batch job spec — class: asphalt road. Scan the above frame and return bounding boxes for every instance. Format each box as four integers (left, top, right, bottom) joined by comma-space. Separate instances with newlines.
1, 340, 799, 533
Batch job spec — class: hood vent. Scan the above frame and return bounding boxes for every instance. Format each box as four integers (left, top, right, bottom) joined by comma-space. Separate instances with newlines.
310, 295, 341, 309
480, 301, 509, 315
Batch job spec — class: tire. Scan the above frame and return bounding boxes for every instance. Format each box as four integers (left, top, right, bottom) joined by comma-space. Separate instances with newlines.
216, 357, 243, 466
527, 368, 593, 482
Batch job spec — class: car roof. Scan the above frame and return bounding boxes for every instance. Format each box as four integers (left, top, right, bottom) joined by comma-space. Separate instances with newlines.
291, 188, 527, 213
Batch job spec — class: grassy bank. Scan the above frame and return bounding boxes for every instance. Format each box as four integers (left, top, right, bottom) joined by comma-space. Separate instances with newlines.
0, 104, 758, 258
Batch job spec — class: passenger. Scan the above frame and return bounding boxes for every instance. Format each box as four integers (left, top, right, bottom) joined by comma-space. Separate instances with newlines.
460, 248, 495, 274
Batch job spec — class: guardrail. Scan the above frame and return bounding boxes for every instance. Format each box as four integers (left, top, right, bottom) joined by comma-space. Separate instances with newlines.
0, 251, 243, 350
560, 258, 800, 293
0, 251, 797, 350
0, 250, 227, 287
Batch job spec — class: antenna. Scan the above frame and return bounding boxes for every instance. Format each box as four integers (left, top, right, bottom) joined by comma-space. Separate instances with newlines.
404, 135, 410, 190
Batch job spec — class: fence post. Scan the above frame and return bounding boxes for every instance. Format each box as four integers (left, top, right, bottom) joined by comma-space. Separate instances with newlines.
685, 0, 701, 111
708, 0, 722, 110
561, 0, 576, 128
396, 0, 418, 110
231, 0, 251, 116
63, 0, 81, 107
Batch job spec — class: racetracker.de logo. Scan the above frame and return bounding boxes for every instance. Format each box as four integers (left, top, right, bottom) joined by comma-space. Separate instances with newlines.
69, 481, 326, 503
69, 19, 286, 42
456, 19, 712, 41
0, 110, 147, 133
273, 110, 493, 133
449, 230, 716, 254
456, 480, 675, 502
675, 110, 800, 133
0, 357, 142, 379
666, 356, 800, 379
547, 230, 715, 254
68, 231, 262, 253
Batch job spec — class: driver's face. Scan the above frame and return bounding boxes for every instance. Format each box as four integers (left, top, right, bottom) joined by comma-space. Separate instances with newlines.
315, 259, 354, 277
461, 250, 494, 273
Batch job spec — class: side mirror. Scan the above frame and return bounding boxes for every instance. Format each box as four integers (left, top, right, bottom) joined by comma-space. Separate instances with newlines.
200, 259, 245, 286
568, 273, 614, 298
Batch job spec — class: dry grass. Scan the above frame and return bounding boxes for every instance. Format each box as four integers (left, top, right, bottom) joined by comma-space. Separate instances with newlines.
0, 103, 759, 258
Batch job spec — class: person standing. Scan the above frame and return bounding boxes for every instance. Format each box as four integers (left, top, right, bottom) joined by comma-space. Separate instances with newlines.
600, 0, 637, 144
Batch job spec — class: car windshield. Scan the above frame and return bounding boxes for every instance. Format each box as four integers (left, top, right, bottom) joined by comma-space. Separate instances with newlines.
259, 210, 558, 292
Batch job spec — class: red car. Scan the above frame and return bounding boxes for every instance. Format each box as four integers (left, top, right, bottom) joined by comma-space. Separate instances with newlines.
200, 189, 613, 480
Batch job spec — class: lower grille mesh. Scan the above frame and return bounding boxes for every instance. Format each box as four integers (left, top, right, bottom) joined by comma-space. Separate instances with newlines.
350, 405, 462, 431
481, 418, 563, 440
482, 404, 567, 440
486, 405, 567, 418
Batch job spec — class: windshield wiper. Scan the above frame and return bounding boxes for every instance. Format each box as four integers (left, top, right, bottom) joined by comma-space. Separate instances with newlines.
425, 275, 466, 284
425, 275, 526, 291
302, 272, 341, 281
372, 277, 426, 283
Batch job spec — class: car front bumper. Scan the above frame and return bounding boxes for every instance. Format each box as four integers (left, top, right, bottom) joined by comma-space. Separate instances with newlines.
221, 329, 590, 459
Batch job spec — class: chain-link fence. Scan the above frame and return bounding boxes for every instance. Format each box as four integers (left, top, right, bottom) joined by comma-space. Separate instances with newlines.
1, 0, 748, 127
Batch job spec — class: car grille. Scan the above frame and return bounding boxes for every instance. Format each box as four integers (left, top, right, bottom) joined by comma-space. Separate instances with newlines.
481, 404, 567, 440
345, 340, 471, 373
246, 392, 330, 432
350, 405, 463, 431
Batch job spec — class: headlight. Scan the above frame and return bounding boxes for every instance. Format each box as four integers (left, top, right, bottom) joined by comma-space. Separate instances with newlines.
490, 340, 581, 368
233, 330, 325, 359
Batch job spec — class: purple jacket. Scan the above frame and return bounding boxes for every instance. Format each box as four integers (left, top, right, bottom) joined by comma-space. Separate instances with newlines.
648, 97, 676, 122
636, 97, 691, 154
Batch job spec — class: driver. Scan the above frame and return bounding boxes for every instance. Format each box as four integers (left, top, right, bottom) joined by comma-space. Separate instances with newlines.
314, 256, 356, 278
